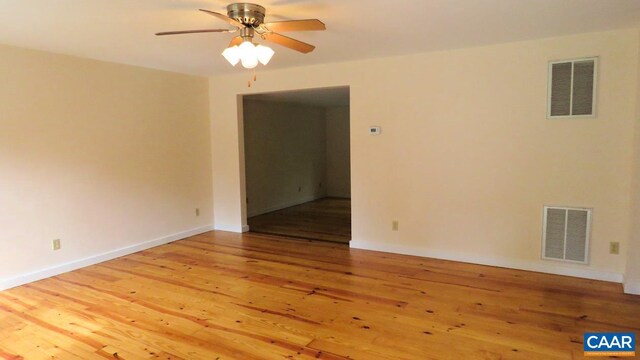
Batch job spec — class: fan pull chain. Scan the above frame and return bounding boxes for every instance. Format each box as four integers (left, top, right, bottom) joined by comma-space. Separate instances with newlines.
247, 69, 258, 87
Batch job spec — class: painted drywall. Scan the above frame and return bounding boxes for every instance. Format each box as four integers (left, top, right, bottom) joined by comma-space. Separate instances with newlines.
326, 106, 351, 198
210, 29, 639, 283
243, 99, 327, 217
625, 35, 640, 295
0, 44, 212, 290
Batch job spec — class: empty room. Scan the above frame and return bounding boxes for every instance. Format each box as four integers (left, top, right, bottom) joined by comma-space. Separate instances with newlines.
1, 1, 640, 359
243, 87, 351, 243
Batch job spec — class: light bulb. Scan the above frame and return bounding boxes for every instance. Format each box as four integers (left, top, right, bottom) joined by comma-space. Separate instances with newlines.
238, 41, 258, 69
241, 55, 258, 69
256, 45, 274, 65
222, 46, 240, 66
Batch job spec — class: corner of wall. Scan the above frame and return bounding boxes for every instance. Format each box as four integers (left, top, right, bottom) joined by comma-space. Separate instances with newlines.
623, 29, 640, 295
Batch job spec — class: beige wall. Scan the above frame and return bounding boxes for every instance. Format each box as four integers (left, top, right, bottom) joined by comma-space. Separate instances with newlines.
625, 38, 640, 295
0, 44, 212, 290
326, 106, 351, 198
243, 99, 327, 217
210, 29, 639, 283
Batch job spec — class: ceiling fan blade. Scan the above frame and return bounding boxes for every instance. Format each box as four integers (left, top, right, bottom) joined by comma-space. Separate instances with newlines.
229, 36, 243, 47
199, 9, 244, 28
263, 19, 325, 32
156, 29, 234, 36
262, 32, 315, 53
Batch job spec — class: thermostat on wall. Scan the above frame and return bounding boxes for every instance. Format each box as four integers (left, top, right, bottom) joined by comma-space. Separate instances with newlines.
369, 126, 381, 135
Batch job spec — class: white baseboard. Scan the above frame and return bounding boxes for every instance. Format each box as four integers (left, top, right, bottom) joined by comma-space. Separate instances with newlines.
214, 224, 245, 232
623, 279, 640, 295
0, 225, 214, 292
350, 239, 623, 283
247, 195, 324, 218
213, 224, 249, 233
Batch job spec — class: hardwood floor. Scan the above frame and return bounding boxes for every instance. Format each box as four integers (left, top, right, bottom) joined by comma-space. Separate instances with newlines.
248, 198, 351, 243
1, 231, 639, 359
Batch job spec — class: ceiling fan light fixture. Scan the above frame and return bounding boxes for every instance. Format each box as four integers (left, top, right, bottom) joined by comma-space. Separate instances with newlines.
256, 44, 274, 65
157, 3, 326, 71
223, 40, 265, 69
222, 45, 240, 66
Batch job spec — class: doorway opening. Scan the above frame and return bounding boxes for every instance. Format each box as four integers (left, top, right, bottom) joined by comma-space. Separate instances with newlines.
241, 87, 350, 243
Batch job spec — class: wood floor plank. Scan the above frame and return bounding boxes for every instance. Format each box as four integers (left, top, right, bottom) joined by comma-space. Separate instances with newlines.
248, 198, 351, 243
1, 230, 639, 359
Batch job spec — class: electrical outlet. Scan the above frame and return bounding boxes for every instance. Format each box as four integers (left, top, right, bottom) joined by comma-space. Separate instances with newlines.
52, 239, 61, 251
392, 221, 399, 231
195, 208, 200, 216
610, 242, 620, 255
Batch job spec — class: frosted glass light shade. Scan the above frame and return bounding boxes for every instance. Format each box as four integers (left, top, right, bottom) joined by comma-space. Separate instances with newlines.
222, 46, 240, 66
256, 45, 274, 65
241, 56, 258, 69
239, 41, 258, 69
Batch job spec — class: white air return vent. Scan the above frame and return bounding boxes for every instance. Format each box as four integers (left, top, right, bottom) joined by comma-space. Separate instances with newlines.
542, 206, 591, 264
548, 57, 597, 118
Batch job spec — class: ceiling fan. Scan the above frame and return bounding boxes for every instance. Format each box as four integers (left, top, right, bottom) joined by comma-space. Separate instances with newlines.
156, 3, 326, 69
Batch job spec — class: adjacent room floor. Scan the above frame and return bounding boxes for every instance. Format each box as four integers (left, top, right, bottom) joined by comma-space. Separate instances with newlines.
1, 231, 639, 359
248, 197, 351, 243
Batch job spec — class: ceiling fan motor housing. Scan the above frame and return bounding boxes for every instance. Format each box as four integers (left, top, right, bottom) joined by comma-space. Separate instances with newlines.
227, 3, 266, 27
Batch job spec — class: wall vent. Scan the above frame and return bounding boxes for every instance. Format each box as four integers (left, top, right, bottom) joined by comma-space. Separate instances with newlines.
542, 206, 591, 264
547, 57, 597, 118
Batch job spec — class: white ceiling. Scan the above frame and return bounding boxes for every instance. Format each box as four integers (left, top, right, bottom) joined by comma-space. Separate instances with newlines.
1, 1, 640, 76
